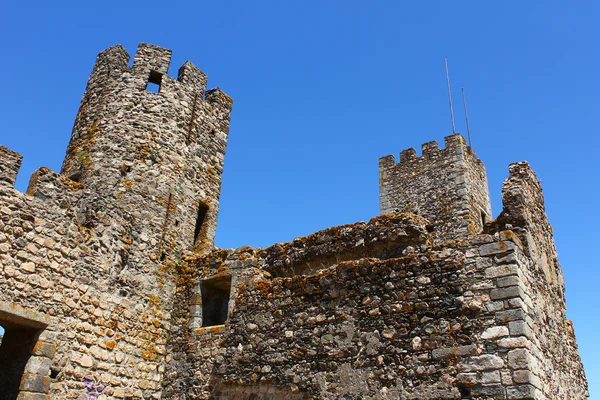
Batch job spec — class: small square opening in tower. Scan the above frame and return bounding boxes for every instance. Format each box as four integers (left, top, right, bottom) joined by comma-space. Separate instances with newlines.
146, 70, 163, 93
201, 276, 232, 327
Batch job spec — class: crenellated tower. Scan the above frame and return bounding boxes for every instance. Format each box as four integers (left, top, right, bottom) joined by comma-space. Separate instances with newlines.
379, 133, 492, 242
61, 43, 232, 266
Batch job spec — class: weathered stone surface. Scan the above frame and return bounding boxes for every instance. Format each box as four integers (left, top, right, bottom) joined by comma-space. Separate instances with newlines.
481, 326, 509, 339
459, 354, 505, 372
379, 134, 492, 243
0, 43, 588, 400
432, 344, 478, 360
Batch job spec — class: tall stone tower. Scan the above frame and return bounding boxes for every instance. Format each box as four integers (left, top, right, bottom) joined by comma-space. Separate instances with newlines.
61, 43, 232, 266
379, 133, 491, 242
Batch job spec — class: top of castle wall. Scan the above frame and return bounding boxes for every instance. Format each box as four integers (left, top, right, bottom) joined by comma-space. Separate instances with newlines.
0, 146, 23, 187
94, 43, 227, 102
379, 133, 483, 171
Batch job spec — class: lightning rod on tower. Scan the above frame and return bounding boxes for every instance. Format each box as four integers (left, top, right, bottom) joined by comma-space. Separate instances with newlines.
444, 58, 456, 134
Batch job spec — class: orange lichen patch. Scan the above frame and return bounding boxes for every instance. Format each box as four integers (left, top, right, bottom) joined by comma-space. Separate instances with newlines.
195, 325, 225, 335
255, 280, 273, 294
105, 340, 117, 350
501, 230, 518, 240
148, 295, 161, 307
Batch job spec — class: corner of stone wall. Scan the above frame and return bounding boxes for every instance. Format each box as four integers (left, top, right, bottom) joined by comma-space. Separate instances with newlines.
493, 161, 566, 302
455, 231, 543, 399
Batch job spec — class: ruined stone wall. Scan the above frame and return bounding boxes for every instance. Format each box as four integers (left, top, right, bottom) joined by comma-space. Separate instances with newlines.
167, 208, 587, 399
486, 162, 587, 398
0, 160, 174, 398
0, 41, 586, 400
379, 134, 492, 243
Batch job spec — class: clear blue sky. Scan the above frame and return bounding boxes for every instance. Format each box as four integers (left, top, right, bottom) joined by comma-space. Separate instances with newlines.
1, 1, 598, 396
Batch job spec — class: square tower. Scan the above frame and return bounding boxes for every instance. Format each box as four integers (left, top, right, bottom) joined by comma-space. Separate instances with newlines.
379, 133, 492, 242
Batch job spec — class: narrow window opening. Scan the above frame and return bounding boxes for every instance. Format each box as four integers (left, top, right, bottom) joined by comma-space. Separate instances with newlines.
194, 202, 209, 244
458, 386, 471, 399
480, 210, 487, 226
175, 219, 180, 227
201, 276, 232, 327
146, 70, 163, 93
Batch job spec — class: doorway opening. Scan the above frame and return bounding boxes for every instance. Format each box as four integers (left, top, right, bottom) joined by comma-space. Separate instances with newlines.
0, 321, 42, 399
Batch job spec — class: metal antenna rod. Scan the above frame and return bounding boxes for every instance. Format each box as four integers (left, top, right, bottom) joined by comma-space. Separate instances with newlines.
461, 87, 472, 148
444, 58, 456, 134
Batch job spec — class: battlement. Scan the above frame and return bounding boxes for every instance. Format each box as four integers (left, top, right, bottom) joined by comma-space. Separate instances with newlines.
58, 42, 233, 265
379, 133, 483, 170
91, 43, 224, 102
0, 146, 23, 187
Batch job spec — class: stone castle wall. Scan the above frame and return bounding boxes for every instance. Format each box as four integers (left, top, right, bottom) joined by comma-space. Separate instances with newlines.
0, 155, 174, 398
0, 43, 587, 400
167, 215, 587, 399
0, 43, 232, 399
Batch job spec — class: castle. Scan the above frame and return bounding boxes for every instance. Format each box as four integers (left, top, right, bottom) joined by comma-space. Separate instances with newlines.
0, 43, 587, 399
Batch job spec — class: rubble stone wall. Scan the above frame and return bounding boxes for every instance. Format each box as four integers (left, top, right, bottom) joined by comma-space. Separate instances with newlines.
168, 207, 587, 399
487, 163, 588, 399
0, 42, 587, 400
0, 43, 232, 399
0, 166, 174, 399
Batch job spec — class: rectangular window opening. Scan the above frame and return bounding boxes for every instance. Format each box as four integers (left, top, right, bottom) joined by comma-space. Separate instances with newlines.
201, 276, 232, 327
146, 70, 163, 93
194, 201, 209, 244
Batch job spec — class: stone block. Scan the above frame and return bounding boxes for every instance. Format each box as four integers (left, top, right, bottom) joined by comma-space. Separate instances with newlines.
506, 384, 536, 399
471, 383, 506, 397
497, 336, 531, 349
508, 349, 531, 370
16, 392, 50, 400
432, 344, 478, 360
459, 354, 505, 372
490, 286, 523, 301
481, 326, 509, 339
20, 373, 50, 393
495, 309, 526, 324
479, 241, 516, 256
496, 276, 520, 287
509, 321, 533, 338
485, 265, 518, 279
23, 356, 51, 375
32, 341, 56, 359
